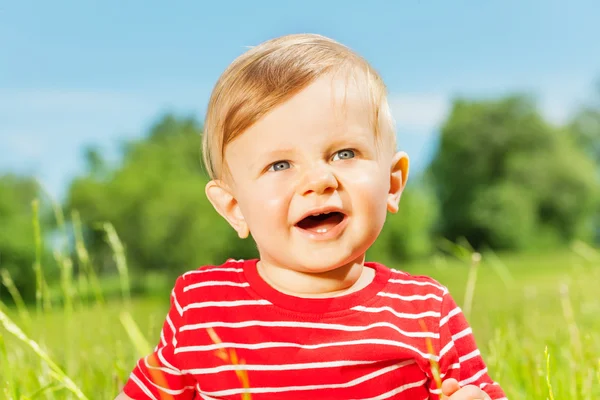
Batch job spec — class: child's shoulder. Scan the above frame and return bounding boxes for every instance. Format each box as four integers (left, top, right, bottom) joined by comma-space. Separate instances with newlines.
169, 259, 249, 302
381, 264, 449, 297
179, 258, 246, 282
176, 259, 244, 287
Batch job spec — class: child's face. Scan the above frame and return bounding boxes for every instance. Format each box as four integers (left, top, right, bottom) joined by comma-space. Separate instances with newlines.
209, 74, 407, 274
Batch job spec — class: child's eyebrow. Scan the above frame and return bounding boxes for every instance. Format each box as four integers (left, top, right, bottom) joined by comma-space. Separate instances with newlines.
327, 134, 371, 148
323, 134, 375, 155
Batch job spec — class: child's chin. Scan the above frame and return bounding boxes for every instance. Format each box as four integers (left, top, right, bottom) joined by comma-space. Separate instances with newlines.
294, 253, 358, 273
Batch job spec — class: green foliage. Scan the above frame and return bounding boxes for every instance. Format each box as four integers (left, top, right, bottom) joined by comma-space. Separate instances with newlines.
569, 82, 600, 166
429, 95, 600, 250
368, 183, 438, 262
67, 114, 258, 277
3, 248, 600, 399
569, 85, 600, 242
571, 107, 600, 165
469, 182, 537, 249
0, 175, 47, 301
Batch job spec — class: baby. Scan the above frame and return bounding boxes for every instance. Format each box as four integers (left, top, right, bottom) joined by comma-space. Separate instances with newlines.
116, 33, 507, 400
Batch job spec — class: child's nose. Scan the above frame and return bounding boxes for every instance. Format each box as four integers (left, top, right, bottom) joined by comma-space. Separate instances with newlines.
297, 164, 338, 196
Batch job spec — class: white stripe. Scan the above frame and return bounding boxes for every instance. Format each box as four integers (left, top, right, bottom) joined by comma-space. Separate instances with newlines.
183, 281, 249, 292
182, 359, 379, 374
166, 314, 176, 336
129, 373, 158, 400
159, 329, 166, 347
177, 335, 441, 355
480, 382, 500, 388
180, 337, 438, 363
182, 299, 271, 312
440, 362, 460, 378
136, 360, 195, 395
183, 267, 243, 277
352, 305, 440, 320
172, 291, 183, 316
439, 340, 455, 358
440, 307, 462, 327
143, 354, 182, 376
389, 269, 408, 275
157, 347, 181, 373
458, 349, 480, 363
388, 278, 444, 291
452, 327, 472, 341
179, 319, 438, 338
429, 388, 442, 395
376, 292, 443, 302
353, 378, 428, 400
460, 367, 488, 386
198, 391, 221, 400
199, 360, 415, 396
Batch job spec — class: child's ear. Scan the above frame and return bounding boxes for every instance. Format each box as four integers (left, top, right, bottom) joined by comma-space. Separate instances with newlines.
205, 180, 250, 239
387, 151, 409, 213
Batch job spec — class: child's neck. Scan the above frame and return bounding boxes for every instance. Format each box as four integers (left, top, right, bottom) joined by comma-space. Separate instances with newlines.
256, 258, 375, 298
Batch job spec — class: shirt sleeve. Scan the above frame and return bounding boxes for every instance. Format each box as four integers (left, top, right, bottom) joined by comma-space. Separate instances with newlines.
429, 290, 507, 400
122, 275, 196, 399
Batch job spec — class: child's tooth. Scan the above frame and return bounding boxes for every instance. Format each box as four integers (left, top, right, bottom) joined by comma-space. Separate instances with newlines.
316, 228, 327, 233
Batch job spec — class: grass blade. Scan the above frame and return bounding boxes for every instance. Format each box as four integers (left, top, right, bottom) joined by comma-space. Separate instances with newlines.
0, 329, 18, 400
0, 269, 31, 329
462, 252, 481, 319
0, 307, 89, 400
545, 346, 555, 400
31, 199, 44, 315
119, 311, 151, 356
104, 223, 131, 307
72, 210, 105, 306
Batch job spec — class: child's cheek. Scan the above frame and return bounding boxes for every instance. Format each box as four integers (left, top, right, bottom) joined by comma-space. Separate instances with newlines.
242, 179, 293, 226
342, 162, 388, 194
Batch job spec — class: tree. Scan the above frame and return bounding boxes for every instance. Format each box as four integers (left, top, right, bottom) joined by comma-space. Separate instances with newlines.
0, 174, 47, 300
67, 115, 258, 278
368, 182, 438, 263
429, 95, 599, 250
569, 82, 600, 242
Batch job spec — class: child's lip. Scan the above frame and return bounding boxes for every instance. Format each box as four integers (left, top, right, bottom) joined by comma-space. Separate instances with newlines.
293, 214, 349, 241
293, 206, 347, 226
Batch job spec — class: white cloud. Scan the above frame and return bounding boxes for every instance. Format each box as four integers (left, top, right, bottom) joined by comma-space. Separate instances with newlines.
539, 96, 580, 125
0, 89, 151, 115
388, 93, 450, 132
4, 134, 47, 158
388, 89, 584, 131
0, 88, 166, 199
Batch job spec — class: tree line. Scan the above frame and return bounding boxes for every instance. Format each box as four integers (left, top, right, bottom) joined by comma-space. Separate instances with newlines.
1, 91, 599, 300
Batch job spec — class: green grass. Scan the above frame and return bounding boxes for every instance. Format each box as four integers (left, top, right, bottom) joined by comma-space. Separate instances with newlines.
1, 244, 599, 399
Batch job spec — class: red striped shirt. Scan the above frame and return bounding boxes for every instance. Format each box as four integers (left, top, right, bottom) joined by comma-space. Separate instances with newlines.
123, 259, 506, 399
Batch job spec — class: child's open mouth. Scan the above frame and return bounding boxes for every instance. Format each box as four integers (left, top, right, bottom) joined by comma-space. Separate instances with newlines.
294, 211, 347, 238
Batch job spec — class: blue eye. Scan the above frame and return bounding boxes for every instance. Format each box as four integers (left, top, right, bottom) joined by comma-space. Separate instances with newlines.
332, 149, 355, 161
269, 161, 291, 172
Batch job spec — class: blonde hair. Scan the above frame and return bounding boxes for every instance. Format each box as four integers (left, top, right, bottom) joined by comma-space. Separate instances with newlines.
202, 33, 396, 180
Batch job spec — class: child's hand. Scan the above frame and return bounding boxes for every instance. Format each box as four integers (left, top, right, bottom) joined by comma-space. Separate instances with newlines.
441, 378, 492, 400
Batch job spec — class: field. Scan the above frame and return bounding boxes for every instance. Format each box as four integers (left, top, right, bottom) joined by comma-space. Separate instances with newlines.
1, 243, 599, 399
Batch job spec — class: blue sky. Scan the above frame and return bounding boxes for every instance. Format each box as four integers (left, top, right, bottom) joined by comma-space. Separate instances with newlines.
1, 0, 599, 199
